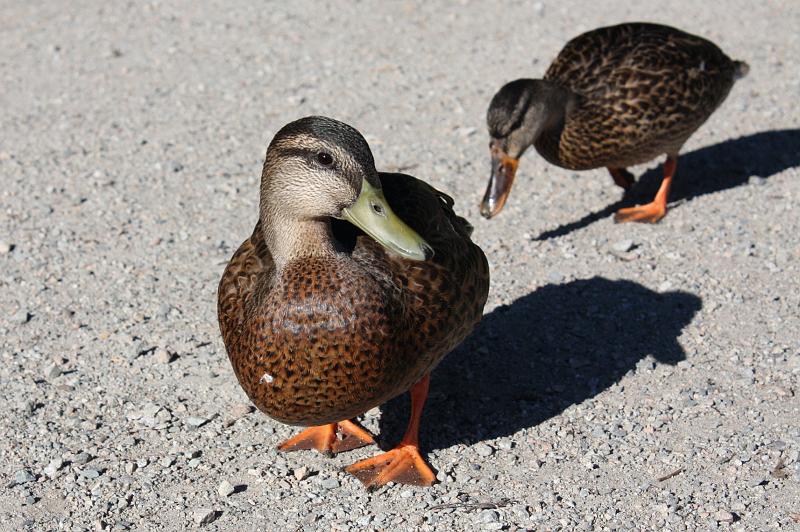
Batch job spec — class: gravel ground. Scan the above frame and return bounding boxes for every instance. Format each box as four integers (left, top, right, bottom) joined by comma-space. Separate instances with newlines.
2, 1, 799, 530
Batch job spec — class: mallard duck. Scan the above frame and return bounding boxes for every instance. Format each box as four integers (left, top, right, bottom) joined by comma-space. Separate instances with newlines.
481, 22, 749, 223
218, 116, 489, 488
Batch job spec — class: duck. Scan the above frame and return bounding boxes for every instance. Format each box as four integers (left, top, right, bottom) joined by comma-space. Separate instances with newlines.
218, 116, 490, 488
480, 22, 749, 223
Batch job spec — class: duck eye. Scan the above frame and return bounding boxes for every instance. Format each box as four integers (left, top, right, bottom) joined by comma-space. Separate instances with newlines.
316, 152, 334, 166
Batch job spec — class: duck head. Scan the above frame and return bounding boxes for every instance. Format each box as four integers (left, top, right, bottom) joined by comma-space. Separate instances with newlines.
260, 116, 432, 262
481, 79, 570, 218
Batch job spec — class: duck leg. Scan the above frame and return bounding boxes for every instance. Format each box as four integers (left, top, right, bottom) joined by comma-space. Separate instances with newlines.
608, 167, 635, 190
278, 420, 375, 456
614, 156, 676, 223
345, 375, 436, 488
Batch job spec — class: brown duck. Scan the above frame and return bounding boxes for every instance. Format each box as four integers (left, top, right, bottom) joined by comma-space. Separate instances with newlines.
481, 22, 749, 223
218, 116, 489, 488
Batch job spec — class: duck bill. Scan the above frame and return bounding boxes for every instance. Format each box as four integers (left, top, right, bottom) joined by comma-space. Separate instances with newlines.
341, 179, 433, 261
480, 152, 519, 219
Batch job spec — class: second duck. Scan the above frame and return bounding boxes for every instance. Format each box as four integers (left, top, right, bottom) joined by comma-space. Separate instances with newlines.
481, 22, 749, 223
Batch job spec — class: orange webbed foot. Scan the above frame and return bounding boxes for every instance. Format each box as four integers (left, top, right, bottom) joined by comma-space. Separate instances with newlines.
278, 420, 375, 456
614, 202, 667, 224
345, 443, 436, 489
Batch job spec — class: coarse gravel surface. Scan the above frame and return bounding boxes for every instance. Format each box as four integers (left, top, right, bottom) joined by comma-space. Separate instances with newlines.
2, 1, 799, 531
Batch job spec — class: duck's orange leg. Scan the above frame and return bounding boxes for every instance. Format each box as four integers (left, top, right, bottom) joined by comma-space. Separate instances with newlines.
278, 420, 375, 456
614, 156, 676, 223
345, 376, 436, 488
608, 167, 635, 190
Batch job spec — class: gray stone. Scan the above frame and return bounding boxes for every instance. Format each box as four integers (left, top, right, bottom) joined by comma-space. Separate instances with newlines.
43, 458, 64, 478
194, 509, 218, 526
13, 470, 35, 485
612, 239, 635, 253
153, 347, 172, 364
80, 468, 100, 479
12, 310, 31, 324
74, 452, 92, 465
185, 416, 209, 428
293, 466, 310, 481
230, 403, 254, 418
474, 443, 494, 457
217, 480, 235, 497
321, 477, 340, 489
45, 364, 62, 379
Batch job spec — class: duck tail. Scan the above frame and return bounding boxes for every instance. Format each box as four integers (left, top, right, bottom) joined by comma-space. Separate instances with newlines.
733, 60, 750, 80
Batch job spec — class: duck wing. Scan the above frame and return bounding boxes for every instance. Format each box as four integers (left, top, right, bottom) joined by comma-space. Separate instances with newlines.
217, 219, 275, 348
545, 23, 742, 167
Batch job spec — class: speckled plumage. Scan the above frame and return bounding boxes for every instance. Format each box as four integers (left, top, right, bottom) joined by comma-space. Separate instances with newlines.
537, 22, 747, 169
218, 172, 489, 426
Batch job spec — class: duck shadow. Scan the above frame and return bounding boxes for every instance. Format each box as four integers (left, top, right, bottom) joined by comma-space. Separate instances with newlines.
377, 277, 701, 452
534, 128, 800, 240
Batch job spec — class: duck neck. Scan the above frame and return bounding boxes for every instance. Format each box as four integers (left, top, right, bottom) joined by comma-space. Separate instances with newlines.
260, 213, 338, 272
531, 81, 574, 137
524, 81, 576, 162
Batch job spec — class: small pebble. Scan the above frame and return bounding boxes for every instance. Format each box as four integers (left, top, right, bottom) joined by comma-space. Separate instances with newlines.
186, 416, 209, 428
74, 452, 92, 465
612, 239, 635, 252
714, 510, 735, 523
0, 240, 12, 254
153, 347, 172, 364
13, 470, 35, 485
43, 458, 64, 478
217, 480, 235, 497
321, 477, 340, 489
80, 468, 100, 479
194, 508, 218, 526
293, 466, 310, 481
129, 341, 148, 361
45, 364, 62, 379
12, 310, 31, 325
474, 443, 494, 457
230, 404, 254, 418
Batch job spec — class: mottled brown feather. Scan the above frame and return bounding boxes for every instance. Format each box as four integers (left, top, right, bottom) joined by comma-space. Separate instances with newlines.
217, 173, 489, 426
536, 22, 745, 169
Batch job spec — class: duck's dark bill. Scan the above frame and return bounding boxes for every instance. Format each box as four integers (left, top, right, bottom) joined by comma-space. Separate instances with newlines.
341, 179, 433, 261
480, 154, 519, 218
